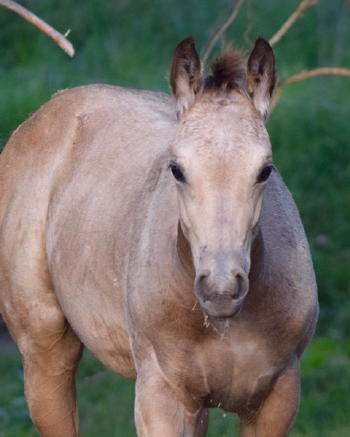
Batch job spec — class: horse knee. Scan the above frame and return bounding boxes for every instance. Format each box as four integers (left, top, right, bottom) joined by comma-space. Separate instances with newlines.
25, 324, 83, 376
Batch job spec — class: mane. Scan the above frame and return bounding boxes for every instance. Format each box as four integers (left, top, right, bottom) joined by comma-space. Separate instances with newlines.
203, 47, 248, 94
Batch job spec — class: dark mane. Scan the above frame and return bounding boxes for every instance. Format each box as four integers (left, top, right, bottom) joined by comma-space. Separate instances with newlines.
204, 47, 247, 93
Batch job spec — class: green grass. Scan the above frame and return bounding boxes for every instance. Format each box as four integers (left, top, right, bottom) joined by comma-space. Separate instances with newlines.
1, 0, 350, 435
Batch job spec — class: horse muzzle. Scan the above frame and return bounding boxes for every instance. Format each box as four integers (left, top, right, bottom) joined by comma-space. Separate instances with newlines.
194, 268, 249, 318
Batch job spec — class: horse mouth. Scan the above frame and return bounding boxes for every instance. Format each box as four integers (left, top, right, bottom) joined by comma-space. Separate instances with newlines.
199, 296, 244, 319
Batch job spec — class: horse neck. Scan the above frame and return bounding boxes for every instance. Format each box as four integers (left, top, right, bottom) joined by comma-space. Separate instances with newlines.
249, 228, 265, 285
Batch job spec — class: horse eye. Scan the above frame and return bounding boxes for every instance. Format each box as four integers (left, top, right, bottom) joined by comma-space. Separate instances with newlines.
169, 161, 186, 183
257, 164, 274, 183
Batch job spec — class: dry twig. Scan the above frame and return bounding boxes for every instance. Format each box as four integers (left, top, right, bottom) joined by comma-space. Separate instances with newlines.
0, 0, 74, 57
267, 0, 350, 110
278, 67, 350, 87
201, 0, 245, 67
269, 0, 318, 46
271, 67, 350, 110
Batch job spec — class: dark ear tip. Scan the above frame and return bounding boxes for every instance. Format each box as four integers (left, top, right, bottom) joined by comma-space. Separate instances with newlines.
248, 37, 275, 70
184, 35, 195, 44
254, 37, 273, 51
175, 36, 196, 51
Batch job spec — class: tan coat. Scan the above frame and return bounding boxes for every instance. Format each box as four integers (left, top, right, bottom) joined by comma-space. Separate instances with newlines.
0, 37, 318, 437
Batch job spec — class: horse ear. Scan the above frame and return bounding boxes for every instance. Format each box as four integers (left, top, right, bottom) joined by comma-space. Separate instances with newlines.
170, 36, 201, 118
247, 38, 276, 121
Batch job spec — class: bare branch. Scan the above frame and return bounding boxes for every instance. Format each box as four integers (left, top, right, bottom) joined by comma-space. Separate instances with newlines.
277, 67, 350, 87
271, 67, 350, 110
0, 0, 74, 57
269, 0, 318, 46
243, 0, 253, 47
201, 0, 245, 67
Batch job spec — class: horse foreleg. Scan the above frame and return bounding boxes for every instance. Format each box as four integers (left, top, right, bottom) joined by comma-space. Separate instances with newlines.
23, 326, 83, 437
2, 302, 83, 437
134, 363, 204, 437
239, 360, 300, 437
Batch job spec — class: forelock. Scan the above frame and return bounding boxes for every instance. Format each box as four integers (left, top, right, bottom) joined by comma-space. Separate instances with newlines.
203, 47, 248, 95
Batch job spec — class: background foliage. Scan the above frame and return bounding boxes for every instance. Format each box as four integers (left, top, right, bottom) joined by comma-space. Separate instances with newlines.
0, 0, 349, 435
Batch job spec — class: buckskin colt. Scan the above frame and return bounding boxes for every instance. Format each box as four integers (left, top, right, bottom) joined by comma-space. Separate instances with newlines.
0, 37, 318, 436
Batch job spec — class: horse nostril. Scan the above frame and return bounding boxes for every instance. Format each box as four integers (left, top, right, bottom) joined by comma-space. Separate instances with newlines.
195, 269, 211, 302
231, 270, 248, 300
235, 273, 243, 285
232, 275, 242, 300
197, 269, 210, 283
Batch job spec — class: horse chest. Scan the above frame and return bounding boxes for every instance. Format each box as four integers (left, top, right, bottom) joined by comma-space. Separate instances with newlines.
198, 335, 281, 413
